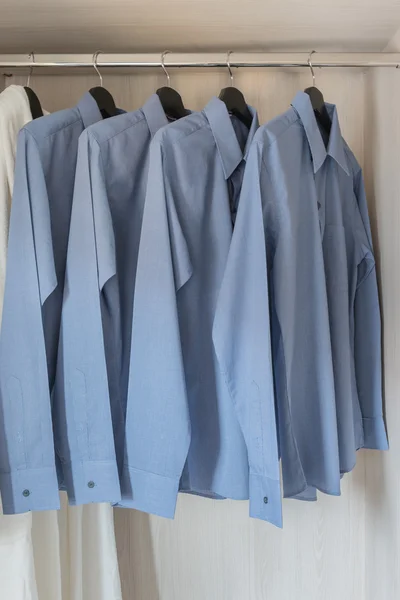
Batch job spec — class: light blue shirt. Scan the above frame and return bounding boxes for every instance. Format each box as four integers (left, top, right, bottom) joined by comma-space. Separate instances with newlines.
54, 95, 170, 506
222, 91, 388, 504
0, 93, 111, 514
121, 97, 282, 527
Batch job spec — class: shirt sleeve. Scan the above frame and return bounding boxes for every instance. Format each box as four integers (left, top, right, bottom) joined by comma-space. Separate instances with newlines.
0, 128, 60, 514
212, 142, 282, 528
121, 139, 192, 519
353, 169, 388, 450
53, 131, 121, 505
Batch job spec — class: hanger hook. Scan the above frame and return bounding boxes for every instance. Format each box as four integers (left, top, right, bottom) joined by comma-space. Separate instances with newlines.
226, 50, 234, 86
161, 51, 171, 87
27, 51, 35, 87
92, 50, 104, 87
307, 50, 316, 87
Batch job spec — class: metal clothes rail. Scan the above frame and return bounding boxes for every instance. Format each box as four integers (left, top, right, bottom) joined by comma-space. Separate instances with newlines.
1, 52, 400, 72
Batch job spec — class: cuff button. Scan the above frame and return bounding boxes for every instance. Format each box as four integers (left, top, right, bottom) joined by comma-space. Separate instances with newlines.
87, 481, 95, 489
22, 489, 30, 497
263, 496, 268, 504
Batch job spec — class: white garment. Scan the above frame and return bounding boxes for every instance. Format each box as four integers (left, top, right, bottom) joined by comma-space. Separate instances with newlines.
0, 83, 122, 600
32, 496, 122, 600
0, 84, 32, 320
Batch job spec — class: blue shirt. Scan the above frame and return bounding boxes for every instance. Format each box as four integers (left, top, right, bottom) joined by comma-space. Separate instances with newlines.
0, 93, 111, 514
121, 97, 282, 527
54, 95, 170, 506
222, 91, 388, 504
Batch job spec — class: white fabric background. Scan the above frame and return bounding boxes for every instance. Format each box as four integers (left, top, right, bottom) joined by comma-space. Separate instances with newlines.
0, 496, 122, 600
0, 84, 122, 600
32, 495, 122, 600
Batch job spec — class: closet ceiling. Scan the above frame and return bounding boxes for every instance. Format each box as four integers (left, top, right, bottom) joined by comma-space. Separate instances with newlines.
1, 0, 400, 54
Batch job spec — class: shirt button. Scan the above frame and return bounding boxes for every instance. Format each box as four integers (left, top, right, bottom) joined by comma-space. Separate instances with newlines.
22, 489, 30, 497
263, 496, 268, 504
87, 481, 95, 489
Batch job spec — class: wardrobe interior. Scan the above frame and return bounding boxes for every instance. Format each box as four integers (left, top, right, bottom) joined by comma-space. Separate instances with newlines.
0, 60, 396, 600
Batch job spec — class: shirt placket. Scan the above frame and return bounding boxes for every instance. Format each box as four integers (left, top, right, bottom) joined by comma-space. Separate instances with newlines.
315, 167, 327, 238
229, 161, 245, 225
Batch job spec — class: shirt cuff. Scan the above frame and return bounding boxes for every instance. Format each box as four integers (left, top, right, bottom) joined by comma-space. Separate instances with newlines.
249, 473, 282, 528
290, 486, 318, 501
118, 465, 179, 519
63, 460, 121, 505
363, 416, 389, 450
0, 467, 60, 514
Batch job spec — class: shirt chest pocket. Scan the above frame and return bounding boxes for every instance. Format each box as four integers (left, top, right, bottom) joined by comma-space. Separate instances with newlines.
322, 224, 350, 295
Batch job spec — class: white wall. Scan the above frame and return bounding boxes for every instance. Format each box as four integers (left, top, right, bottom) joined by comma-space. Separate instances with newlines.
364, 67, 400, 600
7, 66, 392, 600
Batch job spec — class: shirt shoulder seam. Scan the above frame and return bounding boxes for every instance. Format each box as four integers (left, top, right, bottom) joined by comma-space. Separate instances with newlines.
343, 143, 362, 177
255, 115, 301, 155
91, 114, 147, 145
259, 150, 275, 189
24, 116, 82, 143
23, 127, 42, 154
169, 122, 205, 148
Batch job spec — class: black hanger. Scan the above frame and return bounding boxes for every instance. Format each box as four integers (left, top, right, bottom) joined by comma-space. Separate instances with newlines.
219, 87, 253, 129
90, 51, 118, 119
218, 52, 253, 129
24, 53, 43, 120
89, 87, 118, 119
156, 51, 188, 121
156, 87, 187, 121
304, 86, 332, 142
304, 52, 331, 144
24, 87, 43, 120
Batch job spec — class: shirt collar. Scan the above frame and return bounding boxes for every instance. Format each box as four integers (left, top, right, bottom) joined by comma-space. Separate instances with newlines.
142, 94, 169, 138
76, 92, 103, 129
203, 97, 259, 179
291, 91, 350, 176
